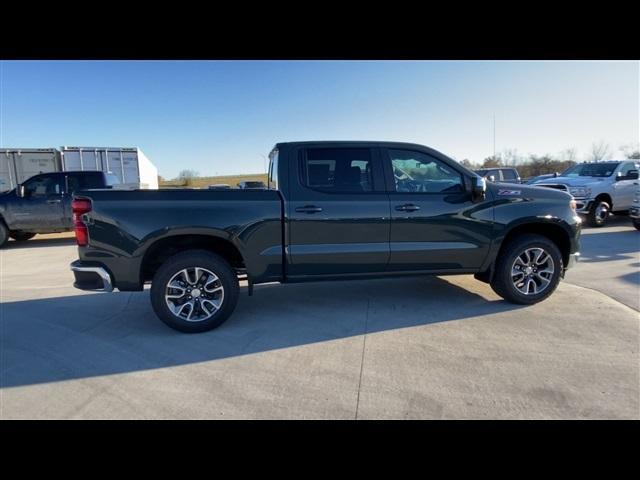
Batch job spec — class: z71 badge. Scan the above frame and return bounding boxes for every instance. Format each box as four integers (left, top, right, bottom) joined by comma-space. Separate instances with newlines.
498, 189, 521, 196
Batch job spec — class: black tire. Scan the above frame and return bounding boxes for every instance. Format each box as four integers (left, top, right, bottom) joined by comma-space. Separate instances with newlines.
9, 231, 36, 242
490, 234, 563, 305
0, 221, 8, 248
586, 200, 610, 227
633, 219, 640, 231
150, 249, 239, 333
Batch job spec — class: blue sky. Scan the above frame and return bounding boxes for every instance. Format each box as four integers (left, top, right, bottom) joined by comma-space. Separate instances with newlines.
1, 60, 638, 178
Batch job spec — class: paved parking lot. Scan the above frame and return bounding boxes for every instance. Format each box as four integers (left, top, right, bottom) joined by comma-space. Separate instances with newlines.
1, 218, 638, 419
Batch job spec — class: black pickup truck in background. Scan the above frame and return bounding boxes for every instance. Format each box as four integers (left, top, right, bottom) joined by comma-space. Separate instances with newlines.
70, 141, 581, 333
0, 170, 117, 247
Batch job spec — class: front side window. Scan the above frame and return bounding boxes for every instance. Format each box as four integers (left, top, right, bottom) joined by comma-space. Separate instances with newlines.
23, 175, 62, 197
389, 149, 463, 193
618, 162, 638, 177
301, 148, 373, 193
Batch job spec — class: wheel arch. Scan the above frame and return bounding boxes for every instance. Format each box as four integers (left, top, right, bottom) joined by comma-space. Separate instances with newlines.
478, 220, 573, 284
140, 233, 246, 284
593, 192, 613, 209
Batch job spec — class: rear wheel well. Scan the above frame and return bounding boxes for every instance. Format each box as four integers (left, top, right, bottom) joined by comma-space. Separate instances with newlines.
498, 223, 571, 270
141, 235, 245, 283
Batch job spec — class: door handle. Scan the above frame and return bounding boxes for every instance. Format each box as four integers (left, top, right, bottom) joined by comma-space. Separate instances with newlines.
295, 205, 323, 214
47, 199, 62, 204
395, 204, 420, 212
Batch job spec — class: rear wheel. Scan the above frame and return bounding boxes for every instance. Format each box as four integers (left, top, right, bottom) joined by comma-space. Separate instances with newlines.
490, 234, 563, 305
150, 250, 239, 333
586, 200, 610, 227
9, 231, 36, 242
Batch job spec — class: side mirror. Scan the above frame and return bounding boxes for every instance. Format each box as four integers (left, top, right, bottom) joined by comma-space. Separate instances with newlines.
471, 176, 487, 203
553, 172, 559, 177
17, 184, 26, 198
487, 175, 496, 182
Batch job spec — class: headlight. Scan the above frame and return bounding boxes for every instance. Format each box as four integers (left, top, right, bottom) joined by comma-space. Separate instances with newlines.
569, 187, 590, 198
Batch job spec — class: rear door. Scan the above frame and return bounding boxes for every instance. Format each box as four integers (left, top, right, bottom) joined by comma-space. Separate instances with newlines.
383, 148, 492, 271
286, 146, 390, 276
11, 174, 66, 230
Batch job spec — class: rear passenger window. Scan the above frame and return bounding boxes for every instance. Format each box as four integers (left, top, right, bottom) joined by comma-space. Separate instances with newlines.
301, 148, 373, 193
501, 169, 517, 181
67, 174, 103, 193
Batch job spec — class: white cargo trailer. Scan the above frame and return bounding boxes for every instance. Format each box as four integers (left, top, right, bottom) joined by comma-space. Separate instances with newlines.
0, 148, 62, 192
60, 146, 158, 189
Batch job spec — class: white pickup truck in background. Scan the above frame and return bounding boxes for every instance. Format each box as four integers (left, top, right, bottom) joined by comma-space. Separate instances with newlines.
531, 160, 640, 227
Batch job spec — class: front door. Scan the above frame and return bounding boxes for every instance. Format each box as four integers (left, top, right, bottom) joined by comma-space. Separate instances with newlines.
11, 174, 65, 231
287, 146, 390, 277
383, 148, 492, 272
613, 162, 639, 210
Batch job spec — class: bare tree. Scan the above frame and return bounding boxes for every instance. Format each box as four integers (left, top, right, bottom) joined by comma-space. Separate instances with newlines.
589, 141, 612, 162
177, 169, 200, 187
482, 156, 501, 168
620, 143, 640, 159
459, 158, 476, 169
559, 148, 577, 163
501, 149, 521, 166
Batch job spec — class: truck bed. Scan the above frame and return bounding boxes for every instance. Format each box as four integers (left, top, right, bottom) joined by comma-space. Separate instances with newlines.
78, 188, 284, 290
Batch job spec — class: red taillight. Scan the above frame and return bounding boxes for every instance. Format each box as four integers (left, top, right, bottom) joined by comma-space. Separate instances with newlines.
72, 198, 92, 247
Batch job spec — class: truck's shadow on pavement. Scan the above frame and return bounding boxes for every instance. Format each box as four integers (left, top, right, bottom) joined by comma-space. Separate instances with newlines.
1, 276, 522, 388
4, 237, 76, 250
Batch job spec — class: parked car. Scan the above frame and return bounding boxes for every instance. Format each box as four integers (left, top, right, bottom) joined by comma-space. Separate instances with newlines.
475, 167, 521, 184
530, 160, 639, 227
237, 181, 266, 189
208, 184, 231, 190
70, 141, 580, 333
526, 172, 559, 184
0, 170, 117, 247
630, 182, 640, 231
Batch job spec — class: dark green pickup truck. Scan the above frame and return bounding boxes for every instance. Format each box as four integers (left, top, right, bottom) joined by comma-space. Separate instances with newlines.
71, 141, 581, 333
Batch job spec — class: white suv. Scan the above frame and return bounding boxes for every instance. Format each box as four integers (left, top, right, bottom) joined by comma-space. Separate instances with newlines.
532, 160, 640, 227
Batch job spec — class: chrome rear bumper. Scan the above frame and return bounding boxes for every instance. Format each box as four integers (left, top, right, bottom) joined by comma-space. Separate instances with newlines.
70, 261, 114, 292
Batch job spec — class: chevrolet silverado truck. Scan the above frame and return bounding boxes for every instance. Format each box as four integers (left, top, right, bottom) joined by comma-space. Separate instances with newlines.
70, 141, 581, 333
531, 160, 639, 227
0, 170, 117, 247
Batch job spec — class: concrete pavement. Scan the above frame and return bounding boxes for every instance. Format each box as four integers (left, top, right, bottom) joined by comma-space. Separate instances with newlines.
0, 227, 638, 419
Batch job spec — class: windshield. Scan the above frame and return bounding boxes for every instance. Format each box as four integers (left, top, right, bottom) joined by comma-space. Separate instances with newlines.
562, 162, 620, 177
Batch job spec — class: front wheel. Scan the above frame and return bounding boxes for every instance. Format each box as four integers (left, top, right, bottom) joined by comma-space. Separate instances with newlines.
633, 219, 640, 231
0, 222, 8, 248
490, 234, 563, 305
150, 250, 239, 333
586, 200, 610, 227
9, 231, 36, 242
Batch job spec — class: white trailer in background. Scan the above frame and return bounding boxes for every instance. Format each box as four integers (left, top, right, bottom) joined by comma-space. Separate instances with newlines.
60, 147, 158, 189
0, 148, 62, 192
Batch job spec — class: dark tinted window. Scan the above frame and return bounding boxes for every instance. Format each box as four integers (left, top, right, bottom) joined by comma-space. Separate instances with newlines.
390, 150, 463, 193
67, 173, 104, 193
501, 169, 518, 180
23, 175, 63, 197
301, 148, 373, 193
